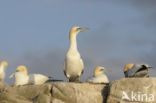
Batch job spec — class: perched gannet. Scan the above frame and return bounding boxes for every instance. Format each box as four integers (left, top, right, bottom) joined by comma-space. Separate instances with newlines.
10, 65, 29, 86
0, 61, 8, 82
124, 63, 152, 78
88, 66, 111, 84
10, 65, 62, 86
64, 26, 88, 82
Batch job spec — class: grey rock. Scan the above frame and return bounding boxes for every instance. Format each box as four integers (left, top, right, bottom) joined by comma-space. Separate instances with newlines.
0, 82, 108, 103
51, 83, 108, 103
107, 78, 156, 103
0, 78, 155, 103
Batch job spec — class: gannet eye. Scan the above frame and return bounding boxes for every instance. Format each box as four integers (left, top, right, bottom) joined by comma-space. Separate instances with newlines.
76, 28, 81, 31
100, 69, 104, 71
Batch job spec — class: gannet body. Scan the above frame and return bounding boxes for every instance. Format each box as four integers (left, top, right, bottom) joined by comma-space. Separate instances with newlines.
64, 26, 88, 82
124, 63, 151, 78
10, 65, 62, 86
0, 61, 8, 82
29, 74, 50, 85
9, 65, 29, 86
13, 72, 29, 86
88, 66, 110, 84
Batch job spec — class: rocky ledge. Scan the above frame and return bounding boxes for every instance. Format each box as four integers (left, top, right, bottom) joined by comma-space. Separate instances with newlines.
0, 78, 156, 103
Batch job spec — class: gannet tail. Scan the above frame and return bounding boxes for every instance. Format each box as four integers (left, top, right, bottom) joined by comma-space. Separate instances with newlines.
46, 77, 63, 83
46, 79, 63, 82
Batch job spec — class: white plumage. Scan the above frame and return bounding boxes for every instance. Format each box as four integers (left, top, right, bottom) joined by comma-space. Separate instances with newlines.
12, 72, 29, 86
28, 74, 50, 85
64, 26, 88, 82
88, 66, 110, 84
0, 61, 8, 82
10, 65, 62, 86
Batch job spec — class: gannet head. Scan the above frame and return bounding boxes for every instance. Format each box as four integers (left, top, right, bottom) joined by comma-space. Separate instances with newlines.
69, 26, 88, 39
16, 65, 28, 75
94, 66, 111, 76
124, 63, 134, 72
1, 61, 8, 68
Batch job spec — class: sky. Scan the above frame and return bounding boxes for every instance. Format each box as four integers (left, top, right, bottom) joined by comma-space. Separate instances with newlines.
0, 0, 156, 84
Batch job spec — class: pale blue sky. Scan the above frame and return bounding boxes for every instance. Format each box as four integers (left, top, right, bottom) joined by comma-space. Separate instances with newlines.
0, 0, 156, 84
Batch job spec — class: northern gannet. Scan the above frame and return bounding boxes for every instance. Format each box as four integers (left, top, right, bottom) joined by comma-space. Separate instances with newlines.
10, 65, 62, 86
124, 63, 152, 78
9, 65, 29, 86
64, 26, 88, 82
88, 66, 111, 84
0, 61, 8, 82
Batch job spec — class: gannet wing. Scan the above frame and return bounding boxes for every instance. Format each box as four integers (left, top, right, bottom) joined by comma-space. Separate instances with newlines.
80, 58, 84, 69
63, 61, 65, 71
63, 61, 67, 77
80, 58, 84, 75
9, 73, 15, 79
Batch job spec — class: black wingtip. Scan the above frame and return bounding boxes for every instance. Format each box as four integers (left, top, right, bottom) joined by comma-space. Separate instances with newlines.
51, 79, 64, 82
46, 79, 64, 83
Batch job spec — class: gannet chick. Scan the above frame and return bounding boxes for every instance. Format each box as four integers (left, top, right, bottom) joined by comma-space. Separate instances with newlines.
10, 65, 62, 86
124, 63, 152, 78
88, 66, 111, 84
0, 61, 8, 82
64, 26, 88, 82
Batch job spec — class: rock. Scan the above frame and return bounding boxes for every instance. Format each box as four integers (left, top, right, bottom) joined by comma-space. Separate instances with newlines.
51, 83, 108, 103
107, 78, 156, 103
0, 82, 108, 103
0, 82, 51, 103
1, 78, 156, 103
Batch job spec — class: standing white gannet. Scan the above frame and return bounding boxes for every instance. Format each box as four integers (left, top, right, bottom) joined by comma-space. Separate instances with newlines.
10, 65, 62, 86
0, 61, 8, 82
124, 63, 152, 78
64, 26, 88, 82
88, 66, 111, 84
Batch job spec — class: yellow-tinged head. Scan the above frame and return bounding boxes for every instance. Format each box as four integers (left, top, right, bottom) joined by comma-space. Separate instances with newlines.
94, 66, 111, 76
1, 61, 8, 68
69, 26, 89, 39
124, 63, 134, 72
16, 65, 28, 75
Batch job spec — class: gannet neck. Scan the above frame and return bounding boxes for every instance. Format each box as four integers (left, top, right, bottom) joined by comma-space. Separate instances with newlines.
69, 33, 78, 51
0, 61, 8, 72
0, 65, 5, 72
94, 72, 103, 77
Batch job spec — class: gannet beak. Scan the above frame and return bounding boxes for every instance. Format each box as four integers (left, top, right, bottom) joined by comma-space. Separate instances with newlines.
104, 69, 112, 72
148, 67, 152, 69
9, 73, 15, 79
79, 28, 89, 32
101, 67, 112, 72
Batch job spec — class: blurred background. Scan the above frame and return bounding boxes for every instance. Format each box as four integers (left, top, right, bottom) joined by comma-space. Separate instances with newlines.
0, 0, 156, 84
